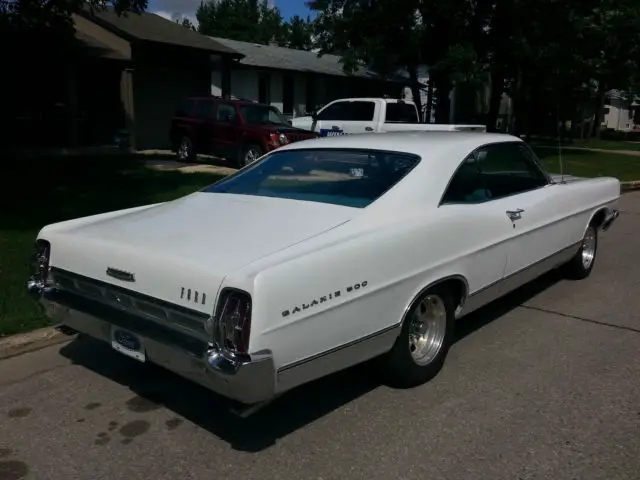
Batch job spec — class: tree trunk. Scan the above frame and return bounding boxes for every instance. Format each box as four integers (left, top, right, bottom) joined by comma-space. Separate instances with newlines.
591, 81, 606, 138
425, 78, 434, 123
486, 66, 505, 133
433, 73, 452, 123
408, 64, 423, 122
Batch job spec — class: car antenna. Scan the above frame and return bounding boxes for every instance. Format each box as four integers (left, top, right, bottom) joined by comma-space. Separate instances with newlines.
556, 99, 565, 184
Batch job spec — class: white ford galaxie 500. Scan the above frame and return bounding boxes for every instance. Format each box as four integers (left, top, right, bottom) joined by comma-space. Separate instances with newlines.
28, 132, 620, 415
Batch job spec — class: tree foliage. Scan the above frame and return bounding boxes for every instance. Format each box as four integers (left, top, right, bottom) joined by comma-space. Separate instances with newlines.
197, 0, 315, 50
308, 0, 640, 134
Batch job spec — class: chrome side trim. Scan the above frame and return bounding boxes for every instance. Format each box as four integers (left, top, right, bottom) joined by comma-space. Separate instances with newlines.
460, 242, 580, 317
276, 324, 400, 393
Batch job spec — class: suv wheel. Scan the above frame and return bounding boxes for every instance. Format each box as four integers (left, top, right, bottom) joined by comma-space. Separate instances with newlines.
237, 144, 262, 168
176, 136, 195, 163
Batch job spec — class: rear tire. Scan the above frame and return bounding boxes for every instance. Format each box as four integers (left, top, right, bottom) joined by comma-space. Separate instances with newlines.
176, 136, 196, 163
562, 224, 598, 280
384, 285, 455, 388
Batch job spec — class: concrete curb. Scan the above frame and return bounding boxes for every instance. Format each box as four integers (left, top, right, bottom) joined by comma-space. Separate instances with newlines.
0, 326, 75, 361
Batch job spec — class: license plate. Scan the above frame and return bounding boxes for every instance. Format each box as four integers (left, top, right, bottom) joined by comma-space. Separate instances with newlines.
111, 327, 146, 362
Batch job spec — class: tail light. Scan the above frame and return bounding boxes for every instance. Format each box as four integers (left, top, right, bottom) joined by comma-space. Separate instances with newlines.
213, 289, 252, 356
268, 132, 288, 148
27, 239, 51, 295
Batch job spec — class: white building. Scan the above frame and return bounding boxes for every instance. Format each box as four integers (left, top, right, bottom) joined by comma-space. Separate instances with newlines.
208, 37, 414, 118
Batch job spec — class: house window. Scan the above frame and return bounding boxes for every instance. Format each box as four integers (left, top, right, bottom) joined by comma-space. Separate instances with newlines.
283, 74, 294, 116
258, 74, 270, 104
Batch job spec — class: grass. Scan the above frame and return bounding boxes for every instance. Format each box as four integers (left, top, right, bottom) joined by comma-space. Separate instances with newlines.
1, 148, 640, 337
0, 155, 223, 337
529, 137, 640, 152
532, 147, 640, 181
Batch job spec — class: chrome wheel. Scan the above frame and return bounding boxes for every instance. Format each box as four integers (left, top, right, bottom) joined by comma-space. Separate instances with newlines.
244, 148, 260, 165
178, 137, 192, 161
408, 294, 448, 366
581, 226, 597, 269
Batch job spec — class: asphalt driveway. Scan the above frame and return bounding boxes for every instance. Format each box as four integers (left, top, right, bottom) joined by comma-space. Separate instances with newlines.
2, 193, 640, 480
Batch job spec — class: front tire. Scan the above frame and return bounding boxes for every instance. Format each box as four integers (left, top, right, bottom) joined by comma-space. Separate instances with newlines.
236, 144, 263, 168
562, 224, 598, 280
384, 285, 455, 387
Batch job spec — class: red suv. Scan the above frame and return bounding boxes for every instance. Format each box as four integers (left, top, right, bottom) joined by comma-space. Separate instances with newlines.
170, 96, 318, 167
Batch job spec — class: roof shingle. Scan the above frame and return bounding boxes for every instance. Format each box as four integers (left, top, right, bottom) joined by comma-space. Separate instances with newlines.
209, 36, 412, 84
79, 9, 241, 56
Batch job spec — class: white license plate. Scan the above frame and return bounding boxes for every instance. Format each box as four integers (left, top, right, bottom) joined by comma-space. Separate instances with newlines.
111, 327, 146, 362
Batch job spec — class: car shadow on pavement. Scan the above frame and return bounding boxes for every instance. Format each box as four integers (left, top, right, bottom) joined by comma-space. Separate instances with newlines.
57, 269, 563, 453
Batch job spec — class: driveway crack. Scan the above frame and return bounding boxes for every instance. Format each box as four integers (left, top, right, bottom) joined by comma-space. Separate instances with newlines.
519, 304, 640, 335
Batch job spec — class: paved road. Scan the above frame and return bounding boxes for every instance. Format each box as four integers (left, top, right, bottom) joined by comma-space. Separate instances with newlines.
2, 194, 640, 480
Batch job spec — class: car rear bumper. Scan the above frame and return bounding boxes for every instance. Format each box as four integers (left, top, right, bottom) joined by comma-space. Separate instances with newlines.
27, 284, 276, 405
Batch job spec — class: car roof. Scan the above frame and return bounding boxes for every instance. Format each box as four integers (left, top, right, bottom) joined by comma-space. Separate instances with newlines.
276, 131, 522, 157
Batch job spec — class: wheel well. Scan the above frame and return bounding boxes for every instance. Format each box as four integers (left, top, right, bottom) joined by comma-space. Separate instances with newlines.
589, 208, 608, 229
436, 277, 468, 312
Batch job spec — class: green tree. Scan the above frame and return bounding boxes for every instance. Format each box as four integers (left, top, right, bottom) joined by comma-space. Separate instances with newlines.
284, 15, 314, 50
196, 0, 287, 45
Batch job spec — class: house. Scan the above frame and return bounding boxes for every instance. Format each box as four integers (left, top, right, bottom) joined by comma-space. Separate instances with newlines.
602, 89, 640, 131
5, 9, 242, 151
207, 37, 415, 118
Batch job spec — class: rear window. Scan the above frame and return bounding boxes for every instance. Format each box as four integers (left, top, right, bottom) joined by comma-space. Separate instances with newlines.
202, 148, 420, 208
385, 102, 419, 123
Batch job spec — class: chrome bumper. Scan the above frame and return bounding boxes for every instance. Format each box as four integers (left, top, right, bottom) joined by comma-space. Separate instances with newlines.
27, 283, 275, 405
602, 208, 620, 231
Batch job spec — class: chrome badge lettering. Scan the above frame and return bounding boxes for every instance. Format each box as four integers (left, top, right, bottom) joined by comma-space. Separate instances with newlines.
106, 267, 135, 282
281, 281, 368, 317
180, 287, 206, 305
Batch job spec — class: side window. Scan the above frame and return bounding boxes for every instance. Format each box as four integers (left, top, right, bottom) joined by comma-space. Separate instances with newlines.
475, 143, 548, 199
215, 103, 237, 122
441, 155, 491, 204
195, 100, 214, 120
349, 101, 375, 121
317, 101, 348, 121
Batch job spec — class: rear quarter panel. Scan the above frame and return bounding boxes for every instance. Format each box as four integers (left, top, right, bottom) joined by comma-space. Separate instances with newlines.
238, 205, 512, 373
550, 176, 621, 244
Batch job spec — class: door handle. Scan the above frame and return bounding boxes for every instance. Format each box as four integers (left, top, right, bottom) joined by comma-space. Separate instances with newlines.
506, 208, 525, 221
331, 125, 340, 130
365, 126, 374, 131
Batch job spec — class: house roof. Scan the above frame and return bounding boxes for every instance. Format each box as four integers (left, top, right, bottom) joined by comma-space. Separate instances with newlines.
74, 30, 129, 60
78, 8, 242, 57
209, 36, 413, 85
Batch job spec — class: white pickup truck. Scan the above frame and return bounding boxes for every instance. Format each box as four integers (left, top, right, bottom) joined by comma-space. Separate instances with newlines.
291, 97, 486, 137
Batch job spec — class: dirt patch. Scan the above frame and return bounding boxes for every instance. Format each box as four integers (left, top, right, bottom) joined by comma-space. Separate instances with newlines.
145, 159, 236, 176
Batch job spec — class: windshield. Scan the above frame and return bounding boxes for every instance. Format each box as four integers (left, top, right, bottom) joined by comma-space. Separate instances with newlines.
202, 148, 421, 208
239, 104, 290, 126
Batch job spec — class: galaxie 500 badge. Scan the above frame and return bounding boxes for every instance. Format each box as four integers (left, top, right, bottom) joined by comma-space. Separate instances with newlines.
282, 281, 368, 317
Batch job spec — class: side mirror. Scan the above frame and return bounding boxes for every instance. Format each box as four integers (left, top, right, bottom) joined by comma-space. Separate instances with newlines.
311, 110, 318, 120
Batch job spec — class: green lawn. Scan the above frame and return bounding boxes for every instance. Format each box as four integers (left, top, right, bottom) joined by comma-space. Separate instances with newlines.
0, 155, 222, 337
533, 147, 640, 181
529, 138, 640, 152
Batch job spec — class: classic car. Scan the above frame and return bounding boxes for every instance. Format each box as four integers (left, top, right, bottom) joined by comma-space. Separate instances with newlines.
27, 132, 620, 416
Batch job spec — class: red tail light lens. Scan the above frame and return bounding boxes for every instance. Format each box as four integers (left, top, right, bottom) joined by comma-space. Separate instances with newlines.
214, 289, 252, 355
